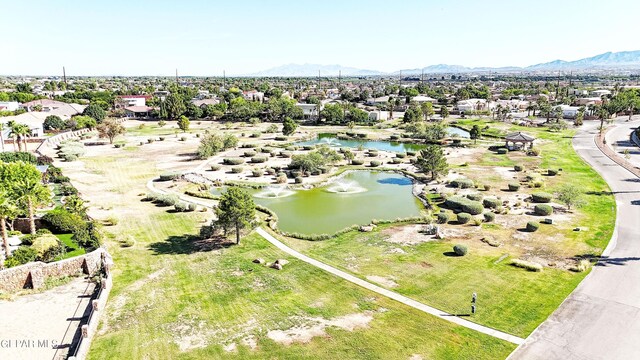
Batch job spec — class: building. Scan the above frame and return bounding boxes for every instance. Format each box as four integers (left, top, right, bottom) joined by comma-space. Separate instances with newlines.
368, 110, 389, 122
456, 98, 488, 112
124, 106, 154, 119
575, 97, 602, 106
21, 99, 69, 112
0, 101, 20, 112
559, 105, 582, 119
411, 95, 437, 103
591, 89, 612, 98
191, 99, 220, 108
116, 95, 151, 108
0, 112, 46, 137
365, 96, 390, 106
243, 90, 264, 102
296, 103, 320, 119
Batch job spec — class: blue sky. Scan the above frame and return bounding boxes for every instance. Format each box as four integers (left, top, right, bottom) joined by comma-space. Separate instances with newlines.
1, 0, 638, 76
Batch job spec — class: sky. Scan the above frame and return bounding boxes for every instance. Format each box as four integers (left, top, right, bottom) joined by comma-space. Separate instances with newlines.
1, 0, 639, 76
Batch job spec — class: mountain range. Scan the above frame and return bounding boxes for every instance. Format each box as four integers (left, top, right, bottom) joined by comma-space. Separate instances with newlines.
247, 50, 640, 76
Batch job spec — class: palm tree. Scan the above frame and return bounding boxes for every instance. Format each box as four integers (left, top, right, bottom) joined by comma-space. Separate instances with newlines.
0, 122, 5, 153
7, 121, 31, 152
0, 192, 18, 261
13, 177, 51, 235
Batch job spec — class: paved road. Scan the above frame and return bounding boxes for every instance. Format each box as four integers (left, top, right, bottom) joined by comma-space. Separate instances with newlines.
510, 119, 640, 360
256, 228, 524, 345
606, 119, 640, 168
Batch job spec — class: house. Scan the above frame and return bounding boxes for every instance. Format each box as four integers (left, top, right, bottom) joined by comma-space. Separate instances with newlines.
296, 103, 321, 119
124, 106, 154, 119
368, 110, 389, 122
411, 95, 437, 103
590, 89, 611, 98
456, 98, 488, 112
191, 99, 220, 108
365, 96, 390, 106
568, 88, 588, 96
243, 90, 264, 102
21, 99, 69, 112
116, 95, 151, 108
0, 101, 20, 112
575, 97, 602, 106
153, 91, 170, 100
559, 105, 581, 119
0, 112, 46, 137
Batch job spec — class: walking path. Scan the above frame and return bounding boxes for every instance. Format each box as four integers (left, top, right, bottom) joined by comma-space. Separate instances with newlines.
147, 177, 525, 345
510, 118, 640, 360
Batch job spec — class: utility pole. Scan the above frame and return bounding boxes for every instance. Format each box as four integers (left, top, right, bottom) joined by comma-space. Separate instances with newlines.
421, 70, 424, 85
223, 70, 226, 89
318, 70, 321, 93
62, 66, 67, 87
338, 70, 341, 86
175, 68, 179, 84
399, 70, 402, 87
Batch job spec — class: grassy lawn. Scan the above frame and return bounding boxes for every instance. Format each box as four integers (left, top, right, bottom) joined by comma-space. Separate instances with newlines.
55, 233, 85, 260
70, 150, 515, 359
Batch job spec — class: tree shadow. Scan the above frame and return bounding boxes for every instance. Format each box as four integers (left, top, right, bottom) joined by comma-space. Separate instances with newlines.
148, 234, 234, 255
573, 253, 640, 267
443, 251, 461, 257
623, 178, 640, 183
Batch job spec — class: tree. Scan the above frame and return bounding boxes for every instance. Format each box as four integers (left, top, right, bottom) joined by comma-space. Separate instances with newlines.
403, 103, 422, 123
421, 102, 435, 120
44, 115, 65, 130
0, 162, 51, 235
69, 115, 97, 130
198, 133, 238, 159
469, 125, 481, 144
416, 145, 448, 180
7, 121, 30, 152
440, 106, 449, 120
177, 115, 190, 132
97, 119, 125, 144
596, 105, 611, 133
186, 103, 204, 119
0, 123, 4, 152
83, 103, 106, 123
214, 188, 255, 244
63, 195, 87, 218
555, 184, 585, 210
282, 117, 297, 136
164, 93, 186, 119
320, 103, 344, 124
0, 190, 18, 261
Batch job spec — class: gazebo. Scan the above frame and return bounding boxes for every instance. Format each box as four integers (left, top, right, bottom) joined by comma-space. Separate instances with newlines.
505, 132, 535, 150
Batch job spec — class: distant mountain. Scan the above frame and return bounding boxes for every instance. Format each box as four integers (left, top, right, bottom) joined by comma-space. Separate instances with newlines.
248, 51, 640, 77
247, 64, 384, 77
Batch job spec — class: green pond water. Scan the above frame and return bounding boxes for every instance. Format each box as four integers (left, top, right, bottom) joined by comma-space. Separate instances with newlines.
213, 171, 425, 235
296, 128, 469, 152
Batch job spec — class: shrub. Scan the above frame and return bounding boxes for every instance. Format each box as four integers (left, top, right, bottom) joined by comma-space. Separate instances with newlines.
179, 136, 187, 141
210, 164, 221, 171
482, 198, 500, 208
266, 168, 276, 175
547, 169, 558, 176
528, 148, 541, 156
483, 212, 495, 222
514, 165, 523, 172
396, 152, 406, 158
155, 194, 179, 207
0, 152, 38, 163
445, 196, 484, 215
457, 212, 472, 224
231, 166, 243, 173
295, 176, 303, 184
302, 145, 315, 150
174, 202, 188, 212
436, 212, 449, 224
276, 174, 287, 183
526, 221, 540, 232
453, 244, 468, 256
367, 150, 379, 157
252, 169, 263, 177
511, 259, 542, 272
251, 156, 267, 163
534, 204, 553, 216
406, 150, 416, 156
120, 236, 135, 248
508, 183, 520, 191
243, 150, 257, 157
159, 173, 180, 181
482, 184, 491, 191
351, 159, 364, 165
187, 203, 197, 212
42, 208, 85, 233
466, 193, 482, 201
147, 138, 155, 143
57, 141, 86, 161
274, 136, 287, 141
531, 192, 552, 203
450, 178, 474, 189
391, 158, 402, 164
223, 158, 245, 165
497, 148, 508, 154
280, 151, 292, 158
370, 160, 381, 167
462, 202, 484, 215
4, 247, 37, 267
32, 234, 63, 261
73, 220, 102, 249
250, 132, 261, 138
59, 183, 78, 196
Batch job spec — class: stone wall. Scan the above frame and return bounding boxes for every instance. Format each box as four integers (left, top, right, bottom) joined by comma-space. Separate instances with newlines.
0, 248, 107, 293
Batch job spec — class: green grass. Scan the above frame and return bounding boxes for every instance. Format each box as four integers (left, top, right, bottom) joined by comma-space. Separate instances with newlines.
55, 233, 85, 260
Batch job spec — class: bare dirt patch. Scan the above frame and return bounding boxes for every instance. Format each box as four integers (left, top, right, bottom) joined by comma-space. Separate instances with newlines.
365, 275, 398, 288
381, 224, 434, 246
266, 312, 375, 345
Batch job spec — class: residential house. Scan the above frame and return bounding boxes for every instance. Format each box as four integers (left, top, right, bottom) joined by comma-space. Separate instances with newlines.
21, 99, 70, 112
116, 95, 151, 108
368, 110, 389, 122
365, 96, 390, 106
296, 103, 321, 119
575, 97, 603, 106
124, 106, 154, 119
0, 101, 20, 112
590, 89, 611, 98
411, 95, 437, 103
243, 90, 264, 102
456, 98, 488, 112
559, 105, 582, 119
191, 98, 220, 108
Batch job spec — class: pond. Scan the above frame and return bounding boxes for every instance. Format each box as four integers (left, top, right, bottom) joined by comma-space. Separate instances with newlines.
296, 127, 469, 152
213, 171, 425, 235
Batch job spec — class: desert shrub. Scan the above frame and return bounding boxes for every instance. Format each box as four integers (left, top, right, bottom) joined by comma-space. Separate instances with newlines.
276, 174, 287, 183
303, 145, 315, 150
406, 150, 416, 156
528, 148, 541, 156
390, 134, 400, 140
57, 141, 86, 161
250, 132, 261, 138
453, 244, 468, 256
357, 133, 367, 138
508, 183, 520, 191
457, 212, 472, 224
280, 151, 292, 158
534, 204, 553, 216
466, 193, 482, 201
482, 184, 491, 191
159, 173, 180, 181
252, 169, 263, 177
511, 259, 542, 272
572, 259, 590, 272
351, 159, 364, 165
158, 136, 166, 141
482, 198, 500, 208
445, 196, 484, 215
266, 168, 276, 175
120, 236, 135, 248
531, 192, 552, 203
497, 148, 508, 154
174, 202, 188, 212
295, 176, 303, 184
251, 156, 267, 163
274, 136, 287, 141
547, 169, 558, 176
396, 152, 406, 158
114, 143, 125, 148
483, 212, 495, 222
104, 216, 118, 226
187, 203, 197, 212
450, 178, 474, 189
514, 165, 523, 172
526, 221, 540, 232
223, 157, 245, 165
436, 212, 449, 224
370, 160, 381, 167
243, 150, 257, 157
210, 164, 221, 171
462, 202, 484, 215
4, 247, 37, 267
179, 136, 187, 141
155, 194, 179, 207
231, 166, 243, 173
391, 158, 402, 164
367, 150, 379, 157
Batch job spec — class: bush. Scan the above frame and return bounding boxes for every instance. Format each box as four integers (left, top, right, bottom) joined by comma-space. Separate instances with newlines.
252, 169, 263, 177
59, 183, 78, 196
482, 198, 500, 209
4, 247, 37, 267
436, 212, 449, 224
187, 203, 197, 212
526, 221, 540, 232
295, 176, 303, 184
367, 150, 379, 157
445, 196, 484, 215
391, 158, 402, 164
531, 192, 552, 203
511, 259, 542, 272
210, 164, 221, 171
450, 178, 475, 189
179, 136, 187, 141
482, 184, 491, 191
514, 165, 523, 172
32, 234, 63, 261
159, 173, 180, 181
72, 220, 102, 249
497, 148, 508, 154
0, 152, 38, 164
483, 212, 495, 222
351, 159, 364, 165
274, 136, 287, 141
158, 136, 166, 141
223, 157, 245, 165
104, 216, 118, 226
251, 156, 267, 163
231, 166, 243, 174
534, 204, 553, 216
457, 212, 472, 224
462, 202, 484, 215
466, 193, 482, 201
147, 138, 155, 144
508, 183, 520, 191
155, 194, 179, 207
42, 208, 85, 233
174, 202, 188, 212
547, 169, 558, 176
453, 244, 468, 256
370, 160, 381, 167
395, 152, 406, 158
57, 141, 86, 162
276, 174, 287, 183
243, 150, 257, 157
406, 150, 416, 156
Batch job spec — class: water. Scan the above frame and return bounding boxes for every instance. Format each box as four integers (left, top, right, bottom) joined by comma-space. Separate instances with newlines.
253, 171, 423, 235
297, 128, 469, 152
254, 185, 295, 198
